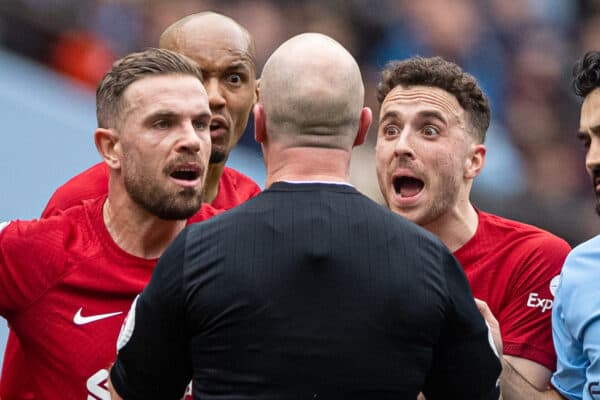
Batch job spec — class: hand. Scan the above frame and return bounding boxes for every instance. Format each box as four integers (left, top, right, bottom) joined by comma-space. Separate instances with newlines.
475, 298, 503, 356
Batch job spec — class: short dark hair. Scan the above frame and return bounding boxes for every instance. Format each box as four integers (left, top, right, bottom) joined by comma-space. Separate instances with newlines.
572, 51, 600, 98
96, 47, 204, 128
377, 56, 490, 143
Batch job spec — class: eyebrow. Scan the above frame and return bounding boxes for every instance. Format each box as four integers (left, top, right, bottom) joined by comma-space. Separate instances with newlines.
225, 62, 252, 71
379, 110, 401, 122
379, 109, 447, 123
144, 110, 210, 122
580, 124, 600, 135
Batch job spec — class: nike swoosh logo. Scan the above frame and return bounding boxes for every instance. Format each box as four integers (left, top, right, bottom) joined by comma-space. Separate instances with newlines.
73, 307, 123, 325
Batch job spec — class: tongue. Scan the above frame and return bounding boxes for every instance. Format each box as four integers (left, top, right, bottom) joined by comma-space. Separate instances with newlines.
400, 178, 422, 197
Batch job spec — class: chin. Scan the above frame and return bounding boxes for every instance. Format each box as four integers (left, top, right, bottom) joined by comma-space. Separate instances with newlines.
209, 150, 227, 164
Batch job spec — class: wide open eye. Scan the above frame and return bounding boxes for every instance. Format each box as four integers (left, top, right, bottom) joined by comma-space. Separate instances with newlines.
382, 125, 400, 137
422, 125, 440, 137
226, 73, 242, 85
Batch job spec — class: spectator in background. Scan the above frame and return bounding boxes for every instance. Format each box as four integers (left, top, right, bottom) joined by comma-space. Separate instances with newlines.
374, 56, 570, 391
500, 50, 600, 400
2, 0, 597, 245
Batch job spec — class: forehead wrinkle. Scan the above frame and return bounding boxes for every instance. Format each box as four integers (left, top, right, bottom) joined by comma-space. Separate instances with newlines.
383, 86, 465, 127
121, 76, 206, 122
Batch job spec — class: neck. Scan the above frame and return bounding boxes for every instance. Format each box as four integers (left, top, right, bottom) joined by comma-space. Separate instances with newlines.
422, 197, 479, 252
103, 188, 187, 259
203, 162, 224, 203
264, 145, 351, 187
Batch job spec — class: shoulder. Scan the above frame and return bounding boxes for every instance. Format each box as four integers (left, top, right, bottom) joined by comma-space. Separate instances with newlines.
221, 167, 261, 193
0, 204, 93, 283
42, 162, 109, 217
555, 235, 600, 337
560, 235, 600, 288
479, 210, 571, 256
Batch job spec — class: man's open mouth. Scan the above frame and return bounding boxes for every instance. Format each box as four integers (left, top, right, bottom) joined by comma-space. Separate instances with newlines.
170, 166, 200, 181
393, 176, 424, 198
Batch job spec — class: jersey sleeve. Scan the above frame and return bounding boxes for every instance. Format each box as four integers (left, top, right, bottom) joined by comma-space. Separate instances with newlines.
551, 241, 600, 400
498, 234, 569, 370
0, 219, 69, 318
422, 251, 501, 400
110, 229, 192, 399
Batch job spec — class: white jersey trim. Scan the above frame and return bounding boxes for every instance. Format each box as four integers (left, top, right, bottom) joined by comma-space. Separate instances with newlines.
0, 221, 11, 234
117, 295, 139, 352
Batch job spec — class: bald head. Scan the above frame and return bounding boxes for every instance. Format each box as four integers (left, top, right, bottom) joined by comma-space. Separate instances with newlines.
259, 33, 365, 149
159, 12, 256, 68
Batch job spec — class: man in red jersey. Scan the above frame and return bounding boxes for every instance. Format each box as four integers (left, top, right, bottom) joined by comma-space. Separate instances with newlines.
0, 48, 212, 399
0, 12, 259, 400
40, 11, 261, 218
374, 56, 571, 394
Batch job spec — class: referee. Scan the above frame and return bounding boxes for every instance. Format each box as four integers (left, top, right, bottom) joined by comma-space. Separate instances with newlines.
109, 33, 501, 400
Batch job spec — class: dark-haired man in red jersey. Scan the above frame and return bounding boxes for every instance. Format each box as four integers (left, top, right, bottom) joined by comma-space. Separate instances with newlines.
0, 12, 261, 400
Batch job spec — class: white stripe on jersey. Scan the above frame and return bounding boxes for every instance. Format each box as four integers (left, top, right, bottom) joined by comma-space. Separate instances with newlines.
0, 221, 11, 233
117, 295, 139, 352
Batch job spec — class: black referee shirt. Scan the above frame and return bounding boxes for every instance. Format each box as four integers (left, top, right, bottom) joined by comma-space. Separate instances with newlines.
111, 182, 501, 399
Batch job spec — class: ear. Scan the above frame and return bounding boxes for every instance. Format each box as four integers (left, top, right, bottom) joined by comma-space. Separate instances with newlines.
94, 128, 121, 170
353, 107, 373, 147
464, 143, 486, 179
253, 103, 266, 144
254, 78, 260, 104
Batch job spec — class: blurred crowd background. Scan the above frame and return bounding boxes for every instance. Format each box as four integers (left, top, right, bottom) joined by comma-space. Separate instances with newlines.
2, 0, 600, 245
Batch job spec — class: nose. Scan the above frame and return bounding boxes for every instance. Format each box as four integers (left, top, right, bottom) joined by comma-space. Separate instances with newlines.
205, 78, 225, 110
393, 129, 416, 160
586, 137, 600, 176
176, 121, 203, 154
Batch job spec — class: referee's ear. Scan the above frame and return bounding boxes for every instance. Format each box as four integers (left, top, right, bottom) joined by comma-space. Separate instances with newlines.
353, 107, 372, 147
253, 103, 267, 144
94, 128, 121, 170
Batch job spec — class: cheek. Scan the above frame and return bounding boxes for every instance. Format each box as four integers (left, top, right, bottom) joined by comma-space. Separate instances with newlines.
231, 91, 255, 117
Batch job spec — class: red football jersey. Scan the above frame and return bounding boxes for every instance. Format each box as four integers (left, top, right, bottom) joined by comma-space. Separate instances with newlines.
0, 198, 157, 399
209, 165, 262, 211
454, 210, 570, 370
1, 162, 259, 399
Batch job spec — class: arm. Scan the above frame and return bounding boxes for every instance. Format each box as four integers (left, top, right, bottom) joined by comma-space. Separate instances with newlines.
501, 359, 564, 400
503, 356, 551, 390
476, 298, 564, 400
495, 235, 570, 389
108, 372, 123, 400
109, 231, 192, 399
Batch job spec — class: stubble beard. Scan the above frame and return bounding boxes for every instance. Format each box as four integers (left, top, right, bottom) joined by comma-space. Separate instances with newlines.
124, 173, 202, 221
418, 176, 460, 228
209, 150, 227, 164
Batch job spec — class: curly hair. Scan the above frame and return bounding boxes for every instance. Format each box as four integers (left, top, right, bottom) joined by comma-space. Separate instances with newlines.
572, 51, 600, 98
96, 47, 204, 129
377, 56, 490, 143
